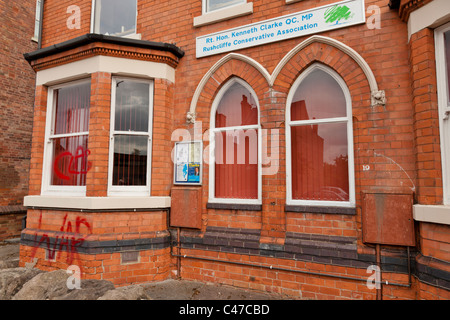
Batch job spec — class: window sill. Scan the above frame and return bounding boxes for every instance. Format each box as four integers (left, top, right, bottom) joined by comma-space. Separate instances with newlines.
24, 195, 171, 212
193, 2, 253, 27
207, 202, 262, 211
285, 204, 356, 215
413, 204, 450, 226
285, 0, 304, 4
122, 33, 142, 40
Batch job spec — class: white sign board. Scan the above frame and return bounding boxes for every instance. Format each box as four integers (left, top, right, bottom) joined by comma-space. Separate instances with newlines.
196, 0, 366, 58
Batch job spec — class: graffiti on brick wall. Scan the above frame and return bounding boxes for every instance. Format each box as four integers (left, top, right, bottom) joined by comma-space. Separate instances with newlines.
53, 146, 92, 181
30, 213, 92, 266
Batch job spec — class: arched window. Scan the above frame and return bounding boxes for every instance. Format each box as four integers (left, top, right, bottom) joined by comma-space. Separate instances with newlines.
286, 64, 355, 207
209, 78, 261, 204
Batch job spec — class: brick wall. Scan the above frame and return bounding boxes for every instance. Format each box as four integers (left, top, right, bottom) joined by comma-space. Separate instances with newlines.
0, 0, 37, 240
87, 72, 112, 197
409, 28, 442, 204
20, 209, 171, 286
406, 10, 450, 301
0, 208, 26, 241
21, 0, 450, 299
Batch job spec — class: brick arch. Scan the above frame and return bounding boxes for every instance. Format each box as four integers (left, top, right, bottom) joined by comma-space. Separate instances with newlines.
190, 36, 384, 124
272, 38, 375, 114
193, 56, 271, 124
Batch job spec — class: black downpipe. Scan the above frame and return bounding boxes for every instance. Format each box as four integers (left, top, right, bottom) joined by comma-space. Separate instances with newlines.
38, 0, 44, 49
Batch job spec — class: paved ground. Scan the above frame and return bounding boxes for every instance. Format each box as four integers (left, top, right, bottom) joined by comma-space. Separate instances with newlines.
0, 239, 291, 300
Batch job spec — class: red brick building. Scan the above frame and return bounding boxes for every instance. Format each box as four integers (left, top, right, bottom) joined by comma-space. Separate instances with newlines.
0, 0, 37, 240
20, 0, 449, 299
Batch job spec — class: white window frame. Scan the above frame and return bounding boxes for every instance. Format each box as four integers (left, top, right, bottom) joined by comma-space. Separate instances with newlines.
194, 1, 253, 27
90, 0, 140, 39
203, 0, 246, 13
286, 63, 355, 208
435, 22, 450, 205
108, 77, 154, 197
208, 77, 262, 205
41, 79, 91, 196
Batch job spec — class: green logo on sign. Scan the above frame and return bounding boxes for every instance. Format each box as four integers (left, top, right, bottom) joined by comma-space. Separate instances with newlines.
324, 5, 354, 24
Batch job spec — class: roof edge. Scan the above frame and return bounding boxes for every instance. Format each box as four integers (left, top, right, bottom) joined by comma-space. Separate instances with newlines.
24, 33, 185, 62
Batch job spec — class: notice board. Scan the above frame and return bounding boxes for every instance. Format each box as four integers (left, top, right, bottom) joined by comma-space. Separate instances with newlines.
173, 141, 203, 185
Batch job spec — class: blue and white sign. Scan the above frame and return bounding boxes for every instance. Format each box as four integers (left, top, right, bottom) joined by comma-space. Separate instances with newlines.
196, 0, 366, 58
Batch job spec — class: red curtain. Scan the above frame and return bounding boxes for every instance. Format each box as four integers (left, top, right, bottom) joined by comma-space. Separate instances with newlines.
214, 85, 258, 199
51, 83, 90, 186
291, 101, 349, 201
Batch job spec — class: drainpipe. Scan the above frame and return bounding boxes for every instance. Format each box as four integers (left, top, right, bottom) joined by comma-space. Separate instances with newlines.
376, 244, 383, 300
38, 0, 45, 49
177, 228, 181, 279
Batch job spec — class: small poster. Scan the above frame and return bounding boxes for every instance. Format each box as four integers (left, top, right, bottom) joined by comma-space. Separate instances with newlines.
188, 163, 200, 183
174, 141, 202, 185
176, 163, 188, 182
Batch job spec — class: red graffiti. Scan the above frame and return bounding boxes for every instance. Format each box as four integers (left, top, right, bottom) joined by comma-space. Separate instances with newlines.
53, 146, 92, 180
30, 213, 92, 267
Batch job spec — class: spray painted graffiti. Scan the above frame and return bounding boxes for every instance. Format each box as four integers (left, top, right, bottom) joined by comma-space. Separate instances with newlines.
30, 213, 92, 267
53, 146, 92, 181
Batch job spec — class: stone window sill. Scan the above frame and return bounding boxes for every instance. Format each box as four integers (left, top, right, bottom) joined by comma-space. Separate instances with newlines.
23, 195, 171, 212
207, 202, 261, 211
285, 204, 356, 215
413, 205, 450, 225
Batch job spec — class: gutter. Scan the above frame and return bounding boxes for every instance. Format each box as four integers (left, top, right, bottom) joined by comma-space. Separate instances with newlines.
388, 0, 400, 9
26, 33, 185, 62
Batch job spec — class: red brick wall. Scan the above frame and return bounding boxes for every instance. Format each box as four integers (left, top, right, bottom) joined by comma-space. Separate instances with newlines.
28, 85, 48, 196
20, 209, 171, 286
0, 210, 26, 241
22, 0, 450, 299
0, 1, 36, 207
0, 0, 37, 240
41, 0, 91, 47
409, 28, 442, 205
407, 21, 450, 301
87, 72, 112, 197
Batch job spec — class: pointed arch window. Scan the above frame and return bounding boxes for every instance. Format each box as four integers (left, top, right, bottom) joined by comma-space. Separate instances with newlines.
209, 78, 261, 204
286, 64, 355, 207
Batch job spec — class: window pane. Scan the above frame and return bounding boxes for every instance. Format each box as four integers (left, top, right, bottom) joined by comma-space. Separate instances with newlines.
216, 82, 258, 128
95, 0, 136, 36
215, 130, 258, 199
207, 0, 244, 12
445, 31, 450, 104
113, 135, 147, 186
54, 82, 90, 135
51, 135, 89, 186
291, 122, 349, 201
115, 80, 149, 132
291, 69, 346, 121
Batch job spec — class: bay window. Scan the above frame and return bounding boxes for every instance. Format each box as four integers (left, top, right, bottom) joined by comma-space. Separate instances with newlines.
209, 78, 261, 204
108, 77, 153, 196
286, 64, 355, 207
